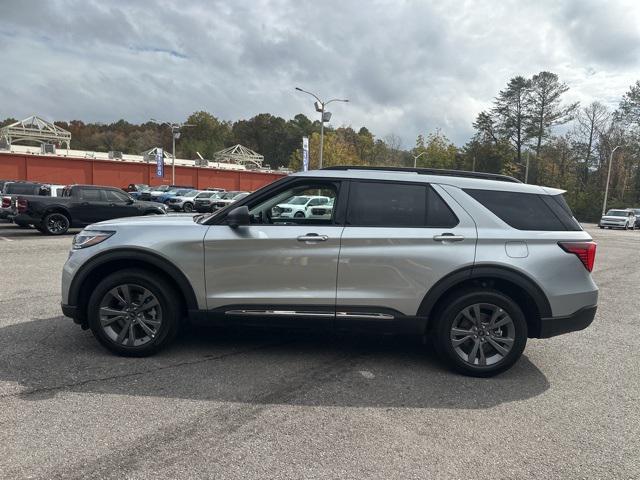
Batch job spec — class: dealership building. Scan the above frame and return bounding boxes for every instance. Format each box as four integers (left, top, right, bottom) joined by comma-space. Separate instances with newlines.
0, 116, 285, 191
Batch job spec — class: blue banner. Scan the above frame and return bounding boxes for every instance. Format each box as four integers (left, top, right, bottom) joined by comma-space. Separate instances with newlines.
156, 148, 164, 177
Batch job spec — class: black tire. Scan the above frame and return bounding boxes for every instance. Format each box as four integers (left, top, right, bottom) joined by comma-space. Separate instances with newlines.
87, 269, 181, 357
183, 202, 193, 213
294, 211, 305, 219
42, 212, 70, 235
431, 289, 527, 377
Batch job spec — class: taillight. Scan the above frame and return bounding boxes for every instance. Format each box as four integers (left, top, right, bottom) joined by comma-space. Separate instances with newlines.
1, 196, 9, 208
558, 241, 597, 272
17, 198, 28, 213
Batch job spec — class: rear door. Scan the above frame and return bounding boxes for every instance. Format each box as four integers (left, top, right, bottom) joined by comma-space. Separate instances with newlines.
336, 180, 477, 328
73, 187, 109, 224
104, 189, 139, 219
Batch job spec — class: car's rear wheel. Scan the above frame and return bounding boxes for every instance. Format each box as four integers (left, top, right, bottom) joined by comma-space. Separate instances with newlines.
87, 269, 181, 356
431, 289, 527, 377
42, 212, 70, 235
183, 202, 193, 213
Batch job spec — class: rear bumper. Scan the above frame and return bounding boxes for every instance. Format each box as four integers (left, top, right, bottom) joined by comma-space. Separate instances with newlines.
539, 305, 597, 338
11, 213, 39, 225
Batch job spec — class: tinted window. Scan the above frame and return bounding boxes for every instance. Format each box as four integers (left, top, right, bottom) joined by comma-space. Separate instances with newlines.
79, 189, 103, 201
5, 183, 41, 195
347, 182, 459, 228
105, 190, 130, 202
426, 187, 459, 228
348, 182, 425, 227
464, 189, 581, 231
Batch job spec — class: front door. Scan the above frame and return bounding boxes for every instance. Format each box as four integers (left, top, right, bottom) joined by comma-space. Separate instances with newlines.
203, 179, 344, 328
336, 181, 477, 330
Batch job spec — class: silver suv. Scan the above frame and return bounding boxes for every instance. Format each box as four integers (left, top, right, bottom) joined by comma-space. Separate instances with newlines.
61, 167, 598, 377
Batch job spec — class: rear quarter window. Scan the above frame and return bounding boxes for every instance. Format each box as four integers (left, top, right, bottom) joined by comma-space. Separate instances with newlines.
464, 189, 581, 231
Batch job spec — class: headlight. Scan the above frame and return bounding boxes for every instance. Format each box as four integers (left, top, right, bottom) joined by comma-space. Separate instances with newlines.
72, 230, 115, 249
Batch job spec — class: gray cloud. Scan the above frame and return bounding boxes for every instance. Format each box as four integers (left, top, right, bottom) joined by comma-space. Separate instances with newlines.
1, 0, 639, 147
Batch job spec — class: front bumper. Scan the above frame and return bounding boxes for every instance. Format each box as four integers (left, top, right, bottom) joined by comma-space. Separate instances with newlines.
599, 221, 626, 228
539, 305, 597, 338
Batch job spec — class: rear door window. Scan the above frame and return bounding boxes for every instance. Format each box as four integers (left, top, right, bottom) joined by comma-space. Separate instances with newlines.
346, 181, 458, 228
464, 189, 581, 231
78, 188, 104, 201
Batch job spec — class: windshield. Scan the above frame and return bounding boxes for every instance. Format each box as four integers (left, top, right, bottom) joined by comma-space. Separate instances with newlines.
197, 192, 215, 198
606, 210, 628, 217
607, 210, 629, 217
288, 196, 310, 205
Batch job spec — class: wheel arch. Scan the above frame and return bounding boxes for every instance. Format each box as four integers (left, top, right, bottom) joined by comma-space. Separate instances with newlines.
68, 248, 199, 327
44, 206, 71, 220
419, 265, 552, 338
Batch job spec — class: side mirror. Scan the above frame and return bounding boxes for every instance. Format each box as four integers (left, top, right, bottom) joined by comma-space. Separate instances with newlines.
127, 198, 135, 204
226, 206, 250, 229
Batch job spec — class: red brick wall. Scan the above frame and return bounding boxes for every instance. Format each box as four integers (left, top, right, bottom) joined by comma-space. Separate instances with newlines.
0, 152, 286, 191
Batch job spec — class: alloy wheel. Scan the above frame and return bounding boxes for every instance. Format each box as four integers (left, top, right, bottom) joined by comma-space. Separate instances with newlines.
98, 284, 163, 347
46, 214, 69, 234
449, 303, 515, 367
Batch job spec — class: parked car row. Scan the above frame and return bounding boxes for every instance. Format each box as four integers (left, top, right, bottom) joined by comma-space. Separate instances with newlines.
1, 179, 256, 234
1, 180, 167, 235
599, 208, 640, 229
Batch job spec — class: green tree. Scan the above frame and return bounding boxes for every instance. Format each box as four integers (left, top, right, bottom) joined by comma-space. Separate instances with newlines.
492, 76, 531, 166
526, 71, 579, 158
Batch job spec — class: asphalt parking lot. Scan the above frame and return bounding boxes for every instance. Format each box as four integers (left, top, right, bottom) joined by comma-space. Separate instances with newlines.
0, 222, 638, 479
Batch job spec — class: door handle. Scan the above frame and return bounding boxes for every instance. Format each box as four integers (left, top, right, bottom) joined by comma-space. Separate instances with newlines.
433, 233, 465, 242
80, 202, 89, 206
297, 234, 329, 242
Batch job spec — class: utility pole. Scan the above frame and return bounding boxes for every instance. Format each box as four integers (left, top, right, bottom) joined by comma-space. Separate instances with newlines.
525, 151, 530, 183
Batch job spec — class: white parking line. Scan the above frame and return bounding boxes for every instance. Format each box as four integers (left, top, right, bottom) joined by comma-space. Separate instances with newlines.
0, 236, 13, 241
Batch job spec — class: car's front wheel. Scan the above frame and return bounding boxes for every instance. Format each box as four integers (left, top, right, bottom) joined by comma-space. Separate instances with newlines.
183, 202, 193, 213
87, 269, 181, 356
431, 289, 527, 377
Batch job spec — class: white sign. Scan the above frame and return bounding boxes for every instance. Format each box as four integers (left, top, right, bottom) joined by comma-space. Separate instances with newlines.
302, 137, 309, 172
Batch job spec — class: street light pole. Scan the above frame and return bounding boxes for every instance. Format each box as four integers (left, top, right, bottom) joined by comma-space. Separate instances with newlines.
295, 87, 348, 169
412, 151, 427, 168
319, 103, 325, 170
602, 145, 621, 216
151, 119, 193, 184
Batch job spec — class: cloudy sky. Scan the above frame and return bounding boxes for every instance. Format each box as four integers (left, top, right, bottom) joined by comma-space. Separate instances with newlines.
1, 0, 639, 147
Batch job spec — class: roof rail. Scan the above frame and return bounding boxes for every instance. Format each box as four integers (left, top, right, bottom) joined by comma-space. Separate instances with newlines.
322, 166, 522, 183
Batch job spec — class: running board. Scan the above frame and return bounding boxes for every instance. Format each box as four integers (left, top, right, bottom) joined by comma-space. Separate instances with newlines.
225, 309, 395, 320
